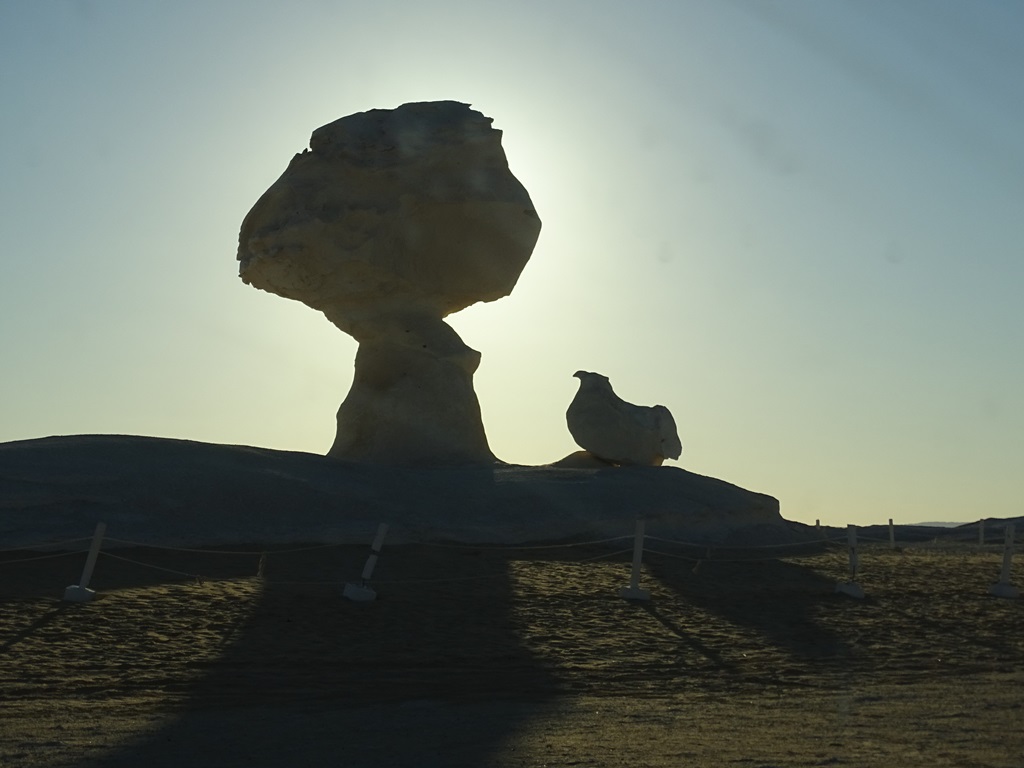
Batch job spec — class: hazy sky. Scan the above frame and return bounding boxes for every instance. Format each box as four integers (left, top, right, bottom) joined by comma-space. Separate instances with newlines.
2, 1, 1021, 527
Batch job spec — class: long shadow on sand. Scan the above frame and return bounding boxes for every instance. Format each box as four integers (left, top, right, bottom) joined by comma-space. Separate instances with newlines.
4, 541, 862, 765
67, 545, 561, 768
643, 552, 855, 665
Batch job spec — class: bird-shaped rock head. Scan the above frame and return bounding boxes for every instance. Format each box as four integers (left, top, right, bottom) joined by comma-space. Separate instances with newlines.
573, 370, 610, 389
566, 371, 682, 466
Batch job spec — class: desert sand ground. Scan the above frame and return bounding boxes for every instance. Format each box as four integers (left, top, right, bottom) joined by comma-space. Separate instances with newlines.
2, 539, 1022, 767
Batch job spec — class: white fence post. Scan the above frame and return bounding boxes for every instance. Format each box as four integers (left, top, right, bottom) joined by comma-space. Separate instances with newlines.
344, 523, 389, 602
64, 522, 107, 603
888, 518, 896, 550
619, 519, 650, 601
835, 524, 865, 599
989, 524, 1019, 599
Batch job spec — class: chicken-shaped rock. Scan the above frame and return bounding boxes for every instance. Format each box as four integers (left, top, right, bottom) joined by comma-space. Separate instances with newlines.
566, 371, 682, 466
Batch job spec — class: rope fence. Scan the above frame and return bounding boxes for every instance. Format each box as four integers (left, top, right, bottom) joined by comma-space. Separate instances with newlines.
646, 534, 847, 550
99, 551, 205, 581
102, 537, 372, 556
413, 535, 634, 551
0, 517, 1018, 604
0, 549, 92, 565
0, 536, 94, 554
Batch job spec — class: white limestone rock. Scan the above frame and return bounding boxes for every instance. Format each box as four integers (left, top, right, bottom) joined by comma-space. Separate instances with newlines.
566, 371, 682, 466
237, 101, 541, 465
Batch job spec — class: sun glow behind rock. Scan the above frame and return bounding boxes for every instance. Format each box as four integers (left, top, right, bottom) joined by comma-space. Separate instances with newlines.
0, 0, 1021, 524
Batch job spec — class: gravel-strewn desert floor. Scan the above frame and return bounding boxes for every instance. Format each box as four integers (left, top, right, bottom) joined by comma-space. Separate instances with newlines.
2, 541, 1022, 767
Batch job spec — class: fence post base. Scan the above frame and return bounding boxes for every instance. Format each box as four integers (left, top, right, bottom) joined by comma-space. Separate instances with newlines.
619, 519, 650, 601
63, 521, 106, 602
63, 585, 96, 603
988, 524, 1018, 599
989, 582, 1019, 599
835, 582, 864, 599
834, 525, 864, 599
619, 586, 651, 601
342, 583, 377, 602
343, 523, 388, 603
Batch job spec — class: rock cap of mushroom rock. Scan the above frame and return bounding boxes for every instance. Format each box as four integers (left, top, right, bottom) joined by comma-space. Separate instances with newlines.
237, 101, 541, 341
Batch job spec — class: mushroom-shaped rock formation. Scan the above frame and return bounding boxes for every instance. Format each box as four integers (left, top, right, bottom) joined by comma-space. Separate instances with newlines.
238, 101, 541, 465
566, 371, 682, 466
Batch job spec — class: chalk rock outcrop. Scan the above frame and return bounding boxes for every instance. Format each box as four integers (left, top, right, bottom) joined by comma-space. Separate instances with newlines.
238, 101, 541, 465
0, 435, 787, 548
566, 371, 682, 466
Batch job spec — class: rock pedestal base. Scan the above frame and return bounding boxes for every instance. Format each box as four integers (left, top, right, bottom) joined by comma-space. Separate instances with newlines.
329, 317, 494, 466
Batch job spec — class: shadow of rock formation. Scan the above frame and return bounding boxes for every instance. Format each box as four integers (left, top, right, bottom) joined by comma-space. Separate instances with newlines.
644, 554, 853, 667
12, 547, 563, 768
